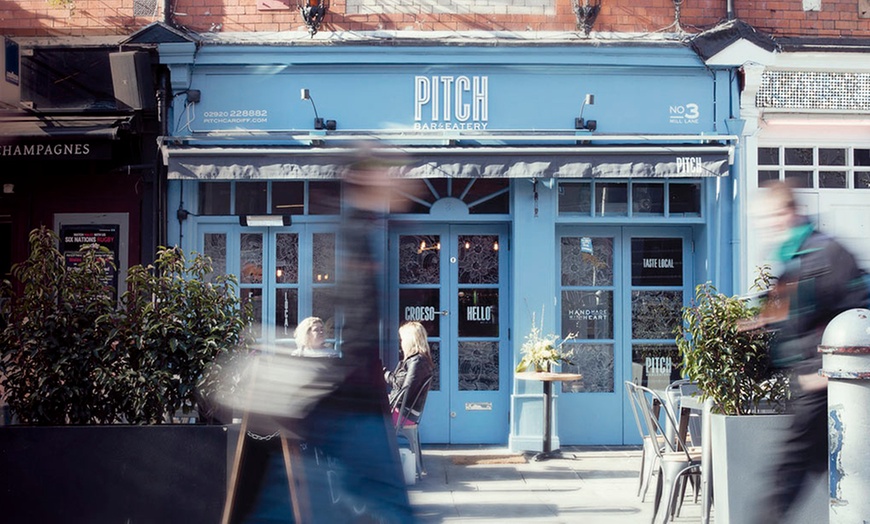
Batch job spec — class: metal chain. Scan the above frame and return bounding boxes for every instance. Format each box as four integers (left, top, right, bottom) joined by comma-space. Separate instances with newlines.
246, 430, 281, 441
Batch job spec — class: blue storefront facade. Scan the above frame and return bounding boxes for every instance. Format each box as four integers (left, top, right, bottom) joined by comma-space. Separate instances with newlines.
158, 36, 741, 449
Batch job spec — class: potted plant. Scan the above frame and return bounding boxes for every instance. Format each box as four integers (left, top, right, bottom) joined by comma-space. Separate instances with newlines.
515, 312, 575, 373
675, 267, 826, 524
0, 227, 252, 523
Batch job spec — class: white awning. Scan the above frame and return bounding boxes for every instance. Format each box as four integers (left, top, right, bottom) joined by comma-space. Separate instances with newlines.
162, 137, 735, 180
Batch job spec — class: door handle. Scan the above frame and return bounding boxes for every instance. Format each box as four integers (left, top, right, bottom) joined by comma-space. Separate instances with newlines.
438, 310, 449, 316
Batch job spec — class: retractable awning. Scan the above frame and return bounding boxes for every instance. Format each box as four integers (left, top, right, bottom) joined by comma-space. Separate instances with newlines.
165, 144, 733, 180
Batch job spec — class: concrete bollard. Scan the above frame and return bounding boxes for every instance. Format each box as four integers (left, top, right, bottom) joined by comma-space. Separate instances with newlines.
819, 308, 870, 523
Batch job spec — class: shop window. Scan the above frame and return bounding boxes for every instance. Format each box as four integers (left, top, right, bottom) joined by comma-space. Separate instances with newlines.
389, 179, 509, 215
669, 183, 701, 216
272, 182, 304, 215
559, 181, 699, 218
198, 181, 342, 215
757, 146, 870, 189
595, 183, 628, 216
199, 182, 231, 215
236, 182, 267, 215
558, 182, 592, 214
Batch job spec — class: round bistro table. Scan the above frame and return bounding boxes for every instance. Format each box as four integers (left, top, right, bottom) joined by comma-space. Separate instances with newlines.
516, 371, 583, 461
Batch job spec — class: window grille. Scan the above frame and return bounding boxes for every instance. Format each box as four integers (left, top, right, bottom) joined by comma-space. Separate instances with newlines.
757, 71, 870, 111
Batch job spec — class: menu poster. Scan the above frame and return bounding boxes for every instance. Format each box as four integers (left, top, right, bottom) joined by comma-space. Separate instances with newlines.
61, 224, 120, 297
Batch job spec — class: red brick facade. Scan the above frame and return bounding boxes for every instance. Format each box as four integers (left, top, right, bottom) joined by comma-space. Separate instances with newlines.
1, 0, 867, 38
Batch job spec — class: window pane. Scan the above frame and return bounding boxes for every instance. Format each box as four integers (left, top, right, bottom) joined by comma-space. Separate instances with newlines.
399, 235, 440, 285
240, 233, 263, 284
758, 147, 779, 165
399, 288, 440, 337
632, 184, 664, 215
274, 288, 299, 340
595, 183, 628, 216
275, 233, 298, 284
631, 291, 683, 339
561, 343, 613, 393
562, 290, 613, 339
819, 148, 845, 166
203, 233, 227, 283
819, 171, 847, 188
458, 288, 498, 338
559, 182, 592, 214
458, 235, 499, 284
784, 170, 812, 188
855, 149, 870, 167
312, 233, 335, 284
669, 183, 701, 216
309, 181, 341, 215
631, 344, 681, 390
272, 181, 304, 215
199, 182, 231, 215
561, 237, 614, 287
458, 341, 499, 391
758, 170, 780, 186
236, 182, 267, 215
855, 173, 870, 189
631, 238, 683, 287
784, 148, 812, 166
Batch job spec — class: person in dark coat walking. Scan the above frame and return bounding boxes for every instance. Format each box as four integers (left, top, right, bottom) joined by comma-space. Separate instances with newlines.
756, 180, 867, 523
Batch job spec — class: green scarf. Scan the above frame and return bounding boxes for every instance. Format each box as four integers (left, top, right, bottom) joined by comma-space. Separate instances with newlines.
775, 222, 815, 263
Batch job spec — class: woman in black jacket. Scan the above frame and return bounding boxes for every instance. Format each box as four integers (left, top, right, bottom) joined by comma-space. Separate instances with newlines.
385, 321, 435, 426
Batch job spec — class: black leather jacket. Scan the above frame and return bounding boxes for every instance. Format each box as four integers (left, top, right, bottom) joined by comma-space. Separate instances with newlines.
386, 354, 434, 423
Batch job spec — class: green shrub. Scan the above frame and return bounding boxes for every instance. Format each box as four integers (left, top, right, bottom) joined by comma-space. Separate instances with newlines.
676, 267, 788, 416
0, 227, 252, 425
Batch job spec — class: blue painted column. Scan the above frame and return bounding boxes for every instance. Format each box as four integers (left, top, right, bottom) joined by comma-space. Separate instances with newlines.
508, 179, 559, 452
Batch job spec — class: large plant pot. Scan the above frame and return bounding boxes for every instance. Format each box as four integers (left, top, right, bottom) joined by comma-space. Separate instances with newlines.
0, 424, 240, 524
710, 413, 828, 524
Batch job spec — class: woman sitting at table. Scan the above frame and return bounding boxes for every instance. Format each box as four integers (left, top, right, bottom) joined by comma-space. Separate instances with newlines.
292, 316, 338, 358
384, 321, 434, 427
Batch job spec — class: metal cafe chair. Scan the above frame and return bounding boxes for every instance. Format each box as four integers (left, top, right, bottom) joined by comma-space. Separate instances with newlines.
624, 380, 664, 502
391, 375, 434, 480
636, 385, 702, 524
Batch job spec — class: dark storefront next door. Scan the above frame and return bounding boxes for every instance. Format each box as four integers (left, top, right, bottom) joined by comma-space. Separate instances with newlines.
556, 227, 692, 445
391, 224, 510, 444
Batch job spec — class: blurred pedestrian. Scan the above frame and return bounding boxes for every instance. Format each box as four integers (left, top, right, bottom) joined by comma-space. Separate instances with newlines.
385, 321, 434, 427
755, 180, 867, 523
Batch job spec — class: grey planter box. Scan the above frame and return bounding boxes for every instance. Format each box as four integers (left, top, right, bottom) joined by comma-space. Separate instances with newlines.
0, 424, 240, 524
710, 413, 827, 524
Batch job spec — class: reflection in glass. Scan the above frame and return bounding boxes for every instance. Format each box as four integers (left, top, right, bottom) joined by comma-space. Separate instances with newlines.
399, 288, 440, 338
275, 233, 298, 284
271, 181, 304, 215
820, 171, 847, 188
312, 288, 335, 339
458, 288, 498, 338
312, 233, 335, 284
236, 181, 267, 215
758, 170, 779, 186
631, 344, 681, 390
275, 288, 299, 339
240, 233, 263, 284
429, 341, 441, 391
558, 182, 592, 214
595, 183, 628, 216
819, 148, 846, 166
203, 233, 227, 283
669, 183, 701, 216
561, 290, 613, 339
458, 235, 499, 284
632, 184, 664, 214
199, 182, 231, 215
309, 181, 342, 215
561, 237, 613, 286
561, 343, 613, 393
757, 147, 779, 165
458, 341, 499, 391
399, 235, 440, 284
631, 291, 683, 339
243, 288, 263, 338
784, 148, 812, 165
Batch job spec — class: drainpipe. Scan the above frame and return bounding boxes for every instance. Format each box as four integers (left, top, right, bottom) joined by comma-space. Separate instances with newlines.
726, 0, 735, 19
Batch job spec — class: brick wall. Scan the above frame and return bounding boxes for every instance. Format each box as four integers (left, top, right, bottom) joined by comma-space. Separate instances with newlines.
1, 0, 867, 38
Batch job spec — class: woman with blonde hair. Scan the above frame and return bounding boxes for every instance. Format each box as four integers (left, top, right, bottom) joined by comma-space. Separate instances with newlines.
385, 321, 434, 426
292, 316, 338, 358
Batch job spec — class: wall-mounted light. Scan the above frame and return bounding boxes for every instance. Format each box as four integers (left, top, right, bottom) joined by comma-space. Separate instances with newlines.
239, 215, 292, 227
574, 93, 597, 131
299, 0, 327, 37
418, 240, 441, 254
300, 88, 336, 130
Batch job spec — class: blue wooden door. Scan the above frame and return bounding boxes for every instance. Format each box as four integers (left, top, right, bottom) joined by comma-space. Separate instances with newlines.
555, 226, 692, 444
390, 224, 510, 444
